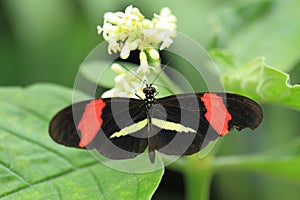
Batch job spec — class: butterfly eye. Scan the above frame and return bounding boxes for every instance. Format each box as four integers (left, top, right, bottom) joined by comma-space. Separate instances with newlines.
150, 87, 156, 93
143, 87, 149, 93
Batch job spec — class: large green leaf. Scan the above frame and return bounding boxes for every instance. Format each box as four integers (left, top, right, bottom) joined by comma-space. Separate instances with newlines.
212, 0, 300, 71
205, 49, 300, 188
0, 83, 163, 199
210, 50, 300, 110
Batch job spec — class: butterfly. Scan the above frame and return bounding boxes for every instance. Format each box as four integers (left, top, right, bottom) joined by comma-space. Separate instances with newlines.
49, 83, 263, 163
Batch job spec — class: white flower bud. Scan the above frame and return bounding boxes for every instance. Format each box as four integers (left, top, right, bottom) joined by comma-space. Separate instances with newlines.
114, 74, 124, 83
149, 49, 160, 60
97, 26, 103, 35
160, 7, 172, 16
120, 45, 130, 59
104, 12, 121, 24
139, 51, 147, 62
160, 37, 173, 50
101, 88, 115, 98
132, 7, 144, 19
111, 63, 125, 74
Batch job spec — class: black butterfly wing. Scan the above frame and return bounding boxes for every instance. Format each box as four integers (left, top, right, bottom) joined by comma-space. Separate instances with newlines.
150, 92, 263, 156
149, 93, 213, 156
222, 93, 263, 131
49, 98, 149, 159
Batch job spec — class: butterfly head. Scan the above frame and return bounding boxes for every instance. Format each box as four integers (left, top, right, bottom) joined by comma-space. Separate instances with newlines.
143, 85, 157, 110
143, 85, 157, 97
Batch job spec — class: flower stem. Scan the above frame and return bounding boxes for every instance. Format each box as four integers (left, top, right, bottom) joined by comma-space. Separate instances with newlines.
183, 155, 214, 200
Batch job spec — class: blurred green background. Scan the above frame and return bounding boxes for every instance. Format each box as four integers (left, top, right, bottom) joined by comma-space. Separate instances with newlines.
1, 0, 300, 199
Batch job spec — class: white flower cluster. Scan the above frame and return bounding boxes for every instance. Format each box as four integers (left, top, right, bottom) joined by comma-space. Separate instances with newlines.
98, 5, 177, 98
97, 5, 177, 60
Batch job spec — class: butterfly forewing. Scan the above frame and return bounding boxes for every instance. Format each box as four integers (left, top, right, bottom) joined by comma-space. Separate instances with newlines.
222, 93, 263, 131
49, 98, 149, 159
87, 98, 149, 159
49, 100, 89, 148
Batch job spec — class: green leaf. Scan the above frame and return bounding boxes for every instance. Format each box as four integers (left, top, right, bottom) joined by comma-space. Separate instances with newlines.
209, 49, 300, 185
0, 83, 163, 199
212, 0, 300, 71
210, 50, 300, 111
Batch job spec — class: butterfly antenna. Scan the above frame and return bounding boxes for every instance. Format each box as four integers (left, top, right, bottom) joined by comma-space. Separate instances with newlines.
118, 63, 143, 82
150, 64, 168, 86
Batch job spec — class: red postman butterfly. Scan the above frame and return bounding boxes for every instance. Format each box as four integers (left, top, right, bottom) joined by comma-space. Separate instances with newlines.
49, 83, 263, 163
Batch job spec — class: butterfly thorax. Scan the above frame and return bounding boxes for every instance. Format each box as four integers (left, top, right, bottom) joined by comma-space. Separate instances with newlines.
143, 86, 157, 111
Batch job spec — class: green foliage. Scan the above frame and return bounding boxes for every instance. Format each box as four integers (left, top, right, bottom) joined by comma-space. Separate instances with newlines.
210, 50, 300, 110
0, 84, 163, 199
214, 0, 300, 71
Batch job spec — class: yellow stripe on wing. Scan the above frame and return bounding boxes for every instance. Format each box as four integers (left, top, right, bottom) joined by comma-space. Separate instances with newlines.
152, 118, 196, 133
109, 118, 196, 139
109, 119, 148, 138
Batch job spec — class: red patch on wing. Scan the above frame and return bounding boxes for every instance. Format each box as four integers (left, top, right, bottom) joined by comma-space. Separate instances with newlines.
201, 93, 232, 136
77, 99, 106, 147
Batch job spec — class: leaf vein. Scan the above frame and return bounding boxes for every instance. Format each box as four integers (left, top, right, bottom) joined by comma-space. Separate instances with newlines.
1, 161, 98, 198
0, 127, 75, 169
90, 170, 106, 200
0, 161, 30, 185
